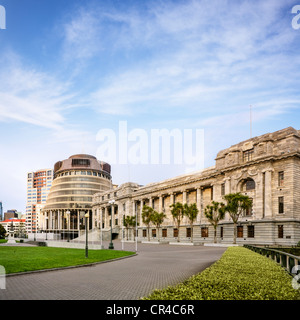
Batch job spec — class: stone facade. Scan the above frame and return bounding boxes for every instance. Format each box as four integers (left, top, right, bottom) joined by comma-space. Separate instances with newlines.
92, 127, 300, 245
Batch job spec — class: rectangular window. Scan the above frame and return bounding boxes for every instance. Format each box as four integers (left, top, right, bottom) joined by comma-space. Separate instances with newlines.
72, 159, 90, 167
243, 149, 254, 162
220, 226, 223, 238
237, 226, 243, 238
247, 225, 255, 238
221, 183, 225, 196
278, 225, 284, 238
143, 229, 147, 237
152, 229, 156, 237
278, 171, 284, 187
186, 227, 191, 238
173, 228, 178, 238
162, 228, 167, 237
201, 227, 208, 238
278, 197, 284, 214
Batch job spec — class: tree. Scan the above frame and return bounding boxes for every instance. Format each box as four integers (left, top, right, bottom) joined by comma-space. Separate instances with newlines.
223, 193, 252, 244
151, 211, 166, 241
183, 203, 198, 242
123, 215, 136, 240
142, 205, 154, 241
204, 201, 225, 243
170, 202, 184, 242
0, 224, 6, 239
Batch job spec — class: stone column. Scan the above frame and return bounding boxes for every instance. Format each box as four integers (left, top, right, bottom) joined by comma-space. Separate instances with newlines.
149, 197, 153, 209
43, 212, 47, 230
111, 204, 115, 227
158, 195, 163, 212
104, 206, 108, 229
264, 169, 273, 218
196, 187, 201, 223
170, 193, 174, 206
225, 177, 231, 195
96, 208, 100, 228
140, 199, 144, 226
182, 190, 187, 204
49, 210, 53, 231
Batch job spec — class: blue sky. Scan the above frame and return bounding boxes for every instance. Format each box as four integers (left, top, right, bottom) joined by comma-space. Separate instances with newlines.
0, 0, 300, 213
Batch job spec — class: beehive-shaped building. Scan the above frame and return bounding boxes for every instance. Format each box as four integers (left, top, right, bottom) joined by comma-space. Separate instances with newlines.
41, 154, 111, 239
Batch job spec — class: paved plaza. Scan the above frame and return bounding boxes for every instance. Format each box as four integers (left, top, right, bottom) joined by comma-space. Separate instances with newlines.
0, 241, 226, 300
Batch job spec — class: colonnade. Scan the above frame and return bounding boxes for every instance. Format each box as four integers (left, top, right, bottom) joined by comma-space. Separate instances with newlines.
40, 209, 93, 236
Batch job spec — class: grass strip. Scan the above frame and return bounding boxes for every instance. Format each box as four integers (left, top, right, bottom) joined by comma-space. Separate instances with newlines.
0, 246, 134, 274
144, 246, 300, 300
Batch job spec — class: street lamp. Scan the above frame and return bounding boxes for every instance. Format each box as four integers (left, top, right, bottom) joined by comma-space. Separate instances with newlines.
85, 212, 89, 258
108, 199, 115, 249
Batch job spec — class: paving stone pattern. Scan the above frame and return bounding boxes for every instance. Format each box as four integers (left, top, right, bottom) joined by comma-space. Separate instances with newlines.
0, 241, 226, 300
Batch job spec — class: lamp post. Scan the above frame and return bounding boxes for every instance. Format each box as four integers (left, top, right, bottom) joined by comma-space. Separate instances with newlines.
108, 199, 115, 249
85, 212, 89, 258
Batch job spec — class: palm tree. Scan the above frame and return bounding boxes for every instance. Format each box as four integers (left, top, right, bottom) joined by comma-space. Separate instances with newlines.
151, 211, 166, 241
204, 201, 225, 243
123, 215, 136, 240
170, 202, 184, 242
223, 193, 252, 244
142, 205, 154, 241
183, 203, 198, 242
123, 215, 131, 240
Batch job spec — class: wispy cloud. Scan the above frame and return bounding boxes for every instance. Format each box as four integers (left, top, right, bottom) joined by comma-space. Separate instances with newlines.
60, 0, 297, 121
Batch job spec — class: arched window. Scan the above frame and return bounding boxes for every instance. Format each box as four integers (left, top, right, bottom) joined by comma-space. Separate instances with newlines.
241, 178, 255, 191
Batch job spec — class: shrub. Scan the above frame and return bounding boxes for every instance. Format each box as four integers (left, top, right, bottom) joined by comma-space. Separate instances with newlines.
144, 247, 300, 300
37, 241, 47, 247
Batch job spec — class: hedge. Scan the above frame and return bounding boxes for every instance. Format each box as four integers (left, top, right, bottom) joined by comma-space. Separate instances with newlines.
144, 247, 300, 300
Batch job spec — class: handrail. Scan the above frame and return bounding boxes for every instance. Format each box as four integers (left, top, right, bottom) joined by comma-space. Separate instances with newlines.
244, 245, 300, 275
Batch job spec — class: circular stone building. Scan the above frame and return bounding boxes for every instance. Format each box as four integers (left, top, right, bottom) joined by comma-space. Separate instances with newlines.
41, 154, 111, 240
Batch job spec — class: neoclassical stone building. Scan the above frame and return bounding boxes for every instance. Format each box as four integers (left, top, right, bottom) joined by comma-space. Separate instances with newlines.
93, 127, 300, 245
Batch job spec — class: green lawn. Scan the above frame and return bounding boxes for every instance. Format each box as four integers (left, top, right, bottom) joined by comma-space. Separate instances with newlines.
144, 247, 300, 300
0, 246, 135, 274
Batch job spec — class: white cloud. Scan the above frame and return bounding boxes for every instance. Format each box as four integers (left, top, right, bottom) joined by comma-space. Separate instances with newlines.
0, 51, 77, 130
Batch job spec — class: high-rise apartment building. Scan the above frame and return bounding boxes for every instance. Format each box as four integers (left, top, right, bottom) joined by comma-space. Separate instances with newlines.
26, 169, 53, 233
0, 201, 3, 221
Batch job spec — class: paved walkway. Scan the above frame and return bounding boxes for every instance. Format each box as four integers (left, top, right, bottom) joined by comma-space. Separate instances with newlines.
0, 241, 226, 300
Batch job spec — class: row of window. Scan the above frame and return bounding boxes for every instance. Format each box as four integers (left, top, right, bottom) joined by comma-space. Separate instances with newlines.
28, 171, 53, 179
47, 197, 93, 203
55, 170, 110, 179
51, 183, 101, 191
138, 225, 286, 239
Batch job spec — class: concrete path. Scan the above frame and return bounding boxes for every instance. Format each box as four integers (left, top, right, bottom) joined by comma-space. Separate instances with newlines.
0, 241, 226, 300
